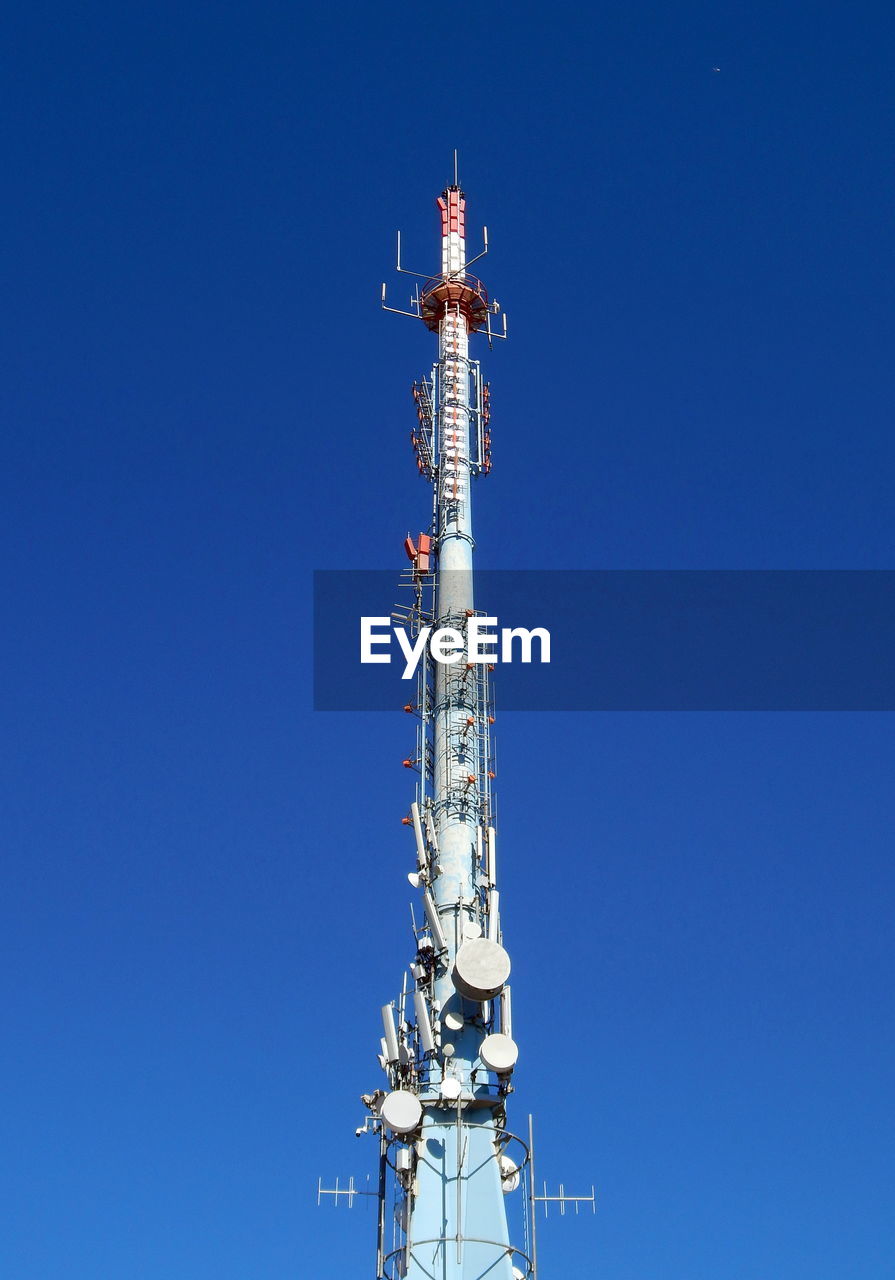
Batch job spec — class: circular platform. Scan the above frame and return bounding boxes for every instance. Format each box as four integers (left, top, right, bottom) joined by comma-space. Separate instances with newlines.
420, 275, 490, 332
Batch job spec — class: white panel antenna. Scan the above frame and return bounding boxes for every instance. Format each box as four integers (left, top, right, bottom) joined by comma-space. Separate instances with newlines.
413, 989, 436, 1055
425, 810, 440, 858
381, 1004, 400, 1064
410, 802, 427, 872
486, 825, 497, 886
488, 888, 500, 942
500, 984, 513, 1039
422, 887, 448, 953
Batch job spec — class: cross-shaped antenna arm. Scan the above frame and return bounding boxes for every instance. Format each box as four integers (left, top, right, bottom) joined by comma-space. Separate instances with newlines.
462, 225, 489, 272
395, 229, 431, 280
381, 281, 422, 320
472, 308, 508, 348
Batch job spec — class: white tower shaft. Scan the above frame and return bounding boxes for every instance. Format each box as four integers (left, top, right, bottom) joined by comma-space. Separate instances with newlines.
375, 180, 518, 1280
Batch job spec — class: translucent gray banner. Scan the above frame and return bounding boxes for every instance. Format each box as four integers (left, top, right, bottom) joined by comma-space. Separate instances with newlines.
313, 570, 895, 711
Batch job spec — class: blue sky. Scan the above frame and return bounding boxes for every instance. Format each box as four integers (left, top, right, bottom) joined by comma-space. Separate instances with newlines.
1, 2, 893, 1277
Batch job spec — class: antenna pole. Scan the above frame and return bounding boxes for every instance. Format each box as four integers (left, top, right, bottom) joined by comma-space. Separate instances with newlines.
326, 177, 591, 1280
371, 176, 513, 1280
376, 1126, 387, 1277
529, 1113, 539, 1279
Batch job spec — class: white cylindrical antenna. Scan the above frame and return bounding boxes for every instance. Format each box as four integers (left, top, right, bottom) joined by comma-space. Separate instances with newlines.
381, 1004, 400, 1064
381, 282, 387, 303
410, 802, 427, 870
483, 226, 489, 250
500, 985, 513, 1040
423, 888, 448, 953
488, 888, 500, 942
425, 810, 440, 858
413, 989, 436, 1055
476, 826, 484, 867
486, 826, 497, 887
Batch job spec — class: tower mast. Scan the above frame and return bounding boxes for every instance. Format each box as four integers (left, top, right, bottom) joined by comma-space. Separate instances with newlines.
374, 175, 520, 1279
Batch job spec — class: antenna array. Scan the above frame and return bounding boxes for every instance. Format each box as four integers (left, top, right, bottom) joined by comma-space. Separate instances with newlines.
320, 166, 592, 1280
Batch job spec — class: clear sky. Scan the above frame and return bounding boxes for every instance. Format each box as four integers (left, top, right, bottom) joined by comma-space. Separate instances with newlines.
2, 2, 893, 1277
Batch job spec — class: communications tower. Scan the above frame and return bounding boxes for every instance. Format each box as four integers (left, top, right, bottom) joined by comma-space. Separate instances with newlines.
377, 169, 520, 1280
320, 167, 592, 1277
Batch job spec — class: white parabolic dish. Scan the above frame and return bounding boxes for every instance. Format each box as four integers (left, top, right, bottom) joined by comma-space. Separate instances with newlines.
480, 1032, 519, 1073
380, 1089, 423, 1134
499, 1153, 521, 1193
452, 937, 511, 1001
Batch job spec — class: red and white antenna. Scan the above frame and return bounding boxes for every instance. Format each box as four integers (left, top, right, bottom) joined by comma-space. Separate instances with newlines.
381, 154, 506, 348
